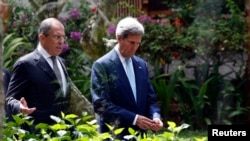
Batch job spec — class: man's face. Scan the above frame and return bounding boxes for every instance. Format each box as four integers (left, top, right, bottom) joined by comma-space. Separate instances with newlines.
118, 34, 142, 58
39, 22, 66, 56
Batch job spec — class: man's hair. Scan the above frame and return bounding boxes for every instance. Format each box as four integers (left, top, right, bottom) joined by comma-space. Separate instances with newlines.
115, 16, 144, 39
38, 18, 53, 36
38, 18, 63, 36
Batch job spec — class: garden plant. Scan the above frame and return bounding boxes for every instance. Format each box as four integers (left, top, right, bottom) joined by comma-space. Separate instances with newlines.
1, 0, 249, 140
3, 113, 207, 141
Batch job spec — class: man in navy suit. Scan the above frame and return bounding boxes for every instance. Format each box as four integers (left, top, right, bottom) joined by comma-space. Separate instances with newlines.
91, 16, 163, 140
5, 18, 71, 130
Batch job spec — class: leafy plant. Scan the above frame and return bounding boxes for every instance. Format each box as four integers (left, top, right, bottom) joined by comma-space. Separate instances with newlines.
152, 68, 183, 125
3, 113, 207, 141
3, 33, 33, 70
175, 61, 248, 129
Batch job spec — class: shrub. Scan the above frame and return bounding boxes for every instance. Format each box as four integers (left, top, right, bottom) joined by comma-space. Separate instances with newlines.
3, 113, 207, 141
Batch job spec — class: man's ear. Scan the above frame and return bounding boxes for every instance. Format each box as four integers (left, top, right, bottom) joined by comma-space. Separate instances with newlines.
116, 35, 121, 41
39, 34, 46, 41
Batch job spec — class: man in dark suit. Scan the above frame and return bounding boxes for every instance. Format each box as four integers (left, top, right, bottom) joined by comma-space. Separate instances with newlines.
2, 67, 11, 95
91, 16, 163, 140
2, 67, 11, 118
5, 18, 71, 129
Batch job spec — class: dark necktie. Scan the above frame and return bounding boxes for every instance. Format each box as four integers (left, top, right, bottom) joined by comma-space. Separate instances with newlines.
125, 58, 136, 101
51, 56, 63, 90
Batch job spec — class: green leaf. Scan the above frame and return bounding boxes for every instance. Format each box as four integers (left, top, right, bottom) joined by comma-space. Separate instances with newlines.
50, 124, 67, 130
114, 128, 124, 135
57, 130, 67, 137
99, 132, 112, 140
65, 114, 78, 119
167, 121, 176, 129
35, 123, 49, 130
105, 123, 114, 131
50, 115, 62, 123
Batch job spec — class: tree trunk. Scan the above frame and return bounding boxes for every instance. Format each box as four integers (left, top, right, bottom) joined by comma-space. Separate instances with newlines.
69, 83, 94, 116
0, 0, 5, 139
245, 0, 250, 124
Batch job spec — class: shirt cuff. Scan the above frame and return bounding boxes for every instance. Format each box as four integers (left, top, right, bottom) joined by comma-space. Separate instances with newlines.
133, 114, 138, 125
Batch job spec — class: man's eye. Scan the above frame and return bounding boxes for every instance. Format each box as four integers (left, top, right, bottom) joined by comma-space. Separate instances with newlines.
129, 41, 140, 46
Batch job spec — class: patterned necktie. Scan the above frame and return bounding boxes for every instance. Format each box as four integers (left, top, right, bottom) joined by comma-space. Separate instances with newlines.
51, 56, 63, 90
125, 58, 136, 101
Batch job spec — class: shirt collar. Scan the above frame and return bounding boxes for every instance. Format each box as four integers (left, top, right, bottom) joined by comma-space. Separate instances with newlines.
114, 44, 131, 63
37, 43, 51, 59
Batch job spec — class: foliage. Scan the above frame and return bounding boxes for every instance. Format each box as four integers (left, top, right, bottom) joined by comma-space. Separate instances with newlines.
2, 33, 33, 70
156, 61, 248, 130
137, 16, 183, 70
173, 0, 248, 56
106, 0, 248, 76
152, 70, 182, 125
3, 113, 207, 141
4, 0, 40, 42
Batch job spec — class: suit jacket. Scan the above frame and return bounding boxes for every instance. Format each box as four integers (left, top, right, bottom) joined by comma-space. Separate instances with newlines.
5, 49, 71, 124
91, 48, 161, 135
2, 67, 11, 95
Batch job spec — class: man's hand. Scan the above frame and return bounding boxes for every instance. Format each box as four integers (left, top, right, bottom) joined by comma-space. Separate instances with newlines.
150, 118, 164, 131
136, 115, 155, 130
20, 97, 36, 115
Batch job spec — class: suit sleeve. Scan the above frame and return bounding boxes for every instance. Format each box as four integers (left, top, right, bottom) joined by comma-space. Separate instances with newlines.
5, 60, 29, 115
143, 61, 161, 120
146, 74, 161, 119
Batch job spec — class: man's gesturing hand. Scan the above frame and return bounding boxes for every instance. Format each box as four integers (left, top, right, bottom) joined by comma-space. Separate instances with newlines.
19, 97, 36, 115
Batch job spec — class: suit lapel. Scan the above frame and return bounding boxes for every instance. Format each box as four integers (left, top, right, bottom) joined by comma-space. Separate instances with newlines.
110, 49, 137, 103
33, 50, 70, 97
58, 58, 71, 95
58, 58, 69, 79
131, 57, 144, 105
34, 51, 55, 79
